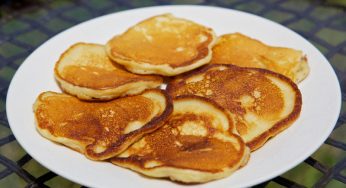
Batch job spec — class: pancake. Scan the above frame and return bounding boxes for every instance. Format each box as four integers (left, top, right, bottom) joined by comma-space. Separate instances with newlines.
55, 43, 163, 100
106, 14, 217, 76
211, 33, 309, 83
167, 64, 302, 151
33, 89, 173, 160
112, 96, 249, 183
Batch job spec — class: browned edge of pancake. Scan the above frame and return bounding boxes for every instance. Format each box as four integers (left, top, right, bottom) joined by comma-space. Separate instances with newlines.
113, 135, 247, 174
167, 64, 302, 151
84, 89, 174, 160
54, 42, 162, 90
174, 94, 237, 135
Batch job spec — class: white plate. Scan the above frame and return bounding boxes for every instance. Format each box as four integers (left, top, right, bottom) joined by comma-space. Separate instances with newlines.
6, 5, 341, 188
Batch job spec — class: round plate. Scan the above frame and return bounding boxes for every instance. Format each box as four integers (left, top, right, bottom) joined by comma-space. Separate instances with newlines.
6, 5, 341, 188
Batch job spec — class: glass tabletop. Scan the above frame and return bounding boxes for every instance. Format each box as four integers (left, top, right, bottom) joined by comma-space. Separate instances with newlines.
0, 0, 345, 187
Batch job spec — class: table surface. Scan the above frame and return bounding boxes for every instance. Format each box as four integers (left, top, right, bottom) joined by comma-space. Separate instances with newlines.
0, 0, 345, 187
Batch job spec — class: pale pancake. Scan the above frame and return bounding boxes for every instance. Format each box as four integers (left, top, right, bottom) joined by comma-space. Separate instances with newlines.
112, 96, 250, 183
33, 89, 173, 160
211, 33, 309, 83
55, 43, 163, 100
167, 64, 302, 151
106, 14, 217, 76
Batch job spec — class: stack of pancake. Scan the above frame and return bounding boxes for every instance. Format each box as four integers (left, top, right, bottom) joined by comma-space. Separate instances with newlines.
34, 13, 308, 183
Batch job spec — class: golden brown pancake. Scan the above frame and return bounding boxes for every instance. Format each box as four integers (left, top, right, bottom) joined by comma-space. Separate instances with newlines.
112, 96, 249, 183
167, 64, 302, 151
211, 33, 309, 83
55, 43, 163, 100
106, 14, 217, 76
33, 89, 173, 160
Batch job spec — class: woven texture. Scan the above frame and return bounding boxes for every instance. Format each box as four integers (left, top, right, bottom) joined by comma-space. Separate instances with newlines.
0, 0, 345, 187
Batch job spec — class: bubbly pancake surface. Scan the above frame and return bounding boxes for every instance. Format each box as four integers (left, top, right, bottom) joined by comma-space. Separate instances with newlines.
211, 33, 309, 83
106, 14, 217, 76
167, 64, 302, 151
112, 96, 249, 183
55, 43, 162, 100
34, 89, 173, 160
